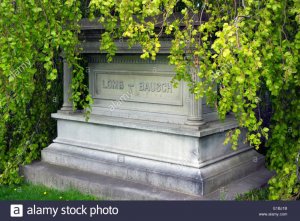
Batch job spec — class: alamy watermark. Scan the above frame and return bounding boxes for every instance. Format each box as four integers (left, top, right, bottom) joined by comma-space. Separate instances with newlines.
109, 90, 133, 111
9, 58, 31, 80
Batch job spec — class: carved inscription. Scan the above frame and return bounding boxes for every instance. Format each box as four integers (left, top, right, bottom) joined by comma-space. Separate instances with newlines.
94, 72, 183, 106
139, 82, 172, 93
103, 80, 124, 90
102, 80, 173, 93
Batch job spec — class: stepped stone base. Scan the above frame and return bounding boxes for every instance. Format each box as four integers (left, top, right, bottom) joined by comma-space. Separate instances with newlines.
23, 112, 273, 199
23, 162, 272, 200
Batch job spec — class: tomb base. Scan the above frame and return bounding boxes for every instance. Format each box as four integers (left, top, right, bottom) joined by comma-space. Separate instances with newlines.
24, 112, 270, 197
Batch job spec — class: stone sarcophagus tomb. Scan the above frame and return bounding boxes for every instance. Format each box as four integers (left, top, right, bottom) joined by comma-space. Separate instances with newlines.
24, 21, 269, 199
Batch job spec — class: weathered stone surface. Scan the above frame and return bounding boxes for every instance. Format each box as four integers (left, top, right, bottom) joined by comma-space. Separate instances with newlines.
37, 112, 266, 196
23, 161, 272, 200
52, 113, 244, 167
88, 55, 217, 124
23, 162, 201, 200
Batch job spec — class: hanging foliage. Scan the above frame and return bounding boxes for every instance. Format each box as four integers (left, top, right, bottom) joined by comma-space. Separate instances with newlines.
89, 0, 300, 200
0, 0, 299, 200
0, 0, 92, 184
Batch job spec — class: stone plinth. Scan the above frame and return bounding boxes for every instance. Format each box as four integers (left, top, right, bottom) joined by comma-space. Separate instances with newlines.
36, 112, 264, 196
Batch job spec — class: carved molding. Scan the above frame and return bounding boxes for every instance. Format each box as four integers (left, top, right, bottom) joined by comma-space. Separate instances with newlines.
80, 41, 172, 54
86, 54, 170, 64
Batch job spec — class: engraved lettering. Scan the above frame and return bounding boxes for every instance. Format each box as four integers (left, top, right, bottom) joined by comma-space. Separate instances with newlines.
102, 79, 124, 90
162, 83, 166, 92
120, 81, 124, 90
139, 82, 144, 91
138, 82, 173, 93
168, 83, 172, 93
144, 82, 149, 91
156, 83, 161, 92
95, 72, 182, 106
107, 80, 112, 88
151, 82, 155, 92
103, 80, 108, 89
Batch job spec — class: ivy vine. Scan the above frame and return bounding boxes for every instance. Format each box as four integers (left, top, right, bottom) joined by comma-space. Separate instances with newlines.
0, 0, 92, 184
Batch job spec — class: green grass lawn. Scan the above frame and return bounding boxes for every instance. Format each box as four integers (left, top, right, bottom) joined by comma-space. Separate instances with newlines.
0, 183, 100, 200
0, 182, 271, 201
